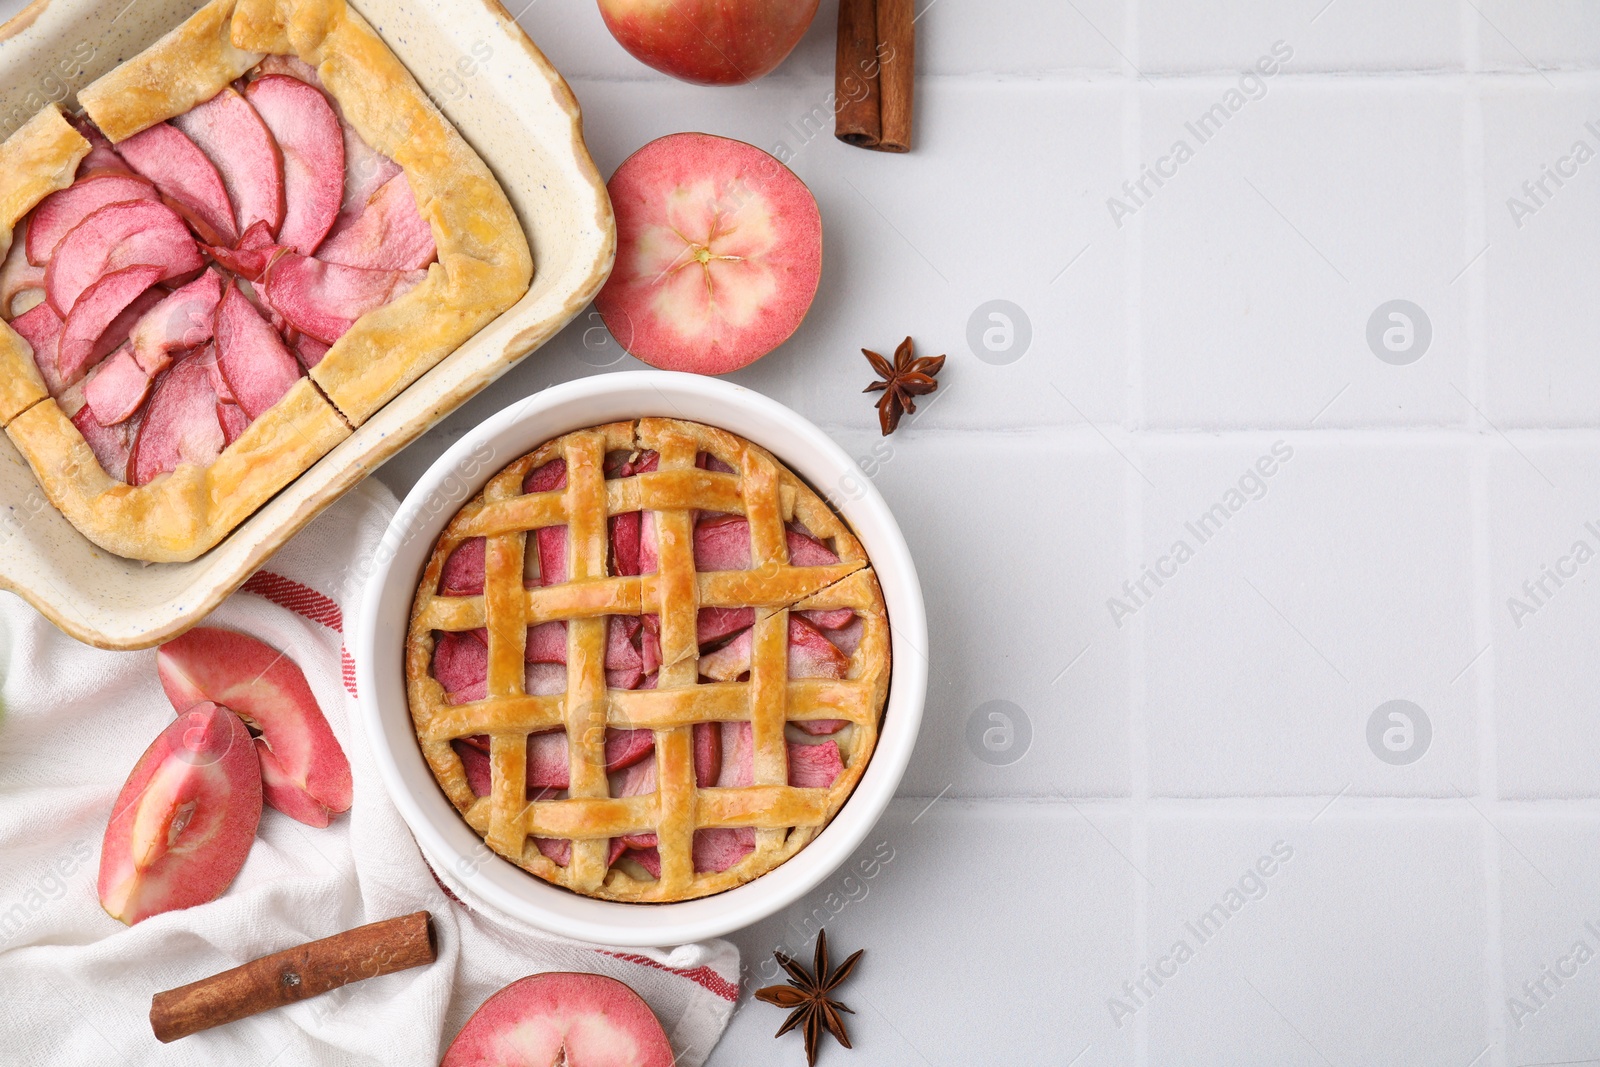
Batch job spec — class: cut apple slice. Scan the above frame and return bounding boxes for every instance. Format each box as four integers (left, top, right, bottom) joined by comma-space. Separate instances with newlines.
441, 972, 675, 1067
11, 299, 66, 394
157, 626, 354, 828
692, 827, 755, 873
114, 121, 239, 247
595, 132, 822, 374
204, 219, 282, 281
213, 280, 302, 419
127, 347, 224, 485
68, 115, 128, 176
71, 403, 135, 481
787, 739, 844, 788
291, 333, 329, 370
171, 87, 285, 239
259, 252, 426, 344
97, 701, 262, 925
245, 75, 344, 257
129, 269, 222, 376
315, 172, 434, 271
1, 224, 45, 317
26, 173, 160, 266
44, 199, 203, 317
83, 346, 152, 425
56, 263, 165, 385
216, 400, 250, 445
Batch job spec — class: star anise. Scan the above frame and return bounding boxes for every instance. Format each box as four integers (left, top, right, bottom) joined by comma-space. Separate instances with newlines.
863, 336, 945, 436
753, 929, 864, 1066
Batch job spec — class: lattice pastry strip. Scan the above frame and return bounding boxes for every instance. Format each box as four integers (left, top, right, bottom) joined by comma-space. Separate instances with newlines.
407, 418, 891, 902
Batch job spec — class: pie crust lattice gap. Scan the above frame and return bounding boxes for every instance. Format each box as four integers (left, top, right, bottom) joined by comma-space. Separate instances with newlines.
406, 417, 891, 903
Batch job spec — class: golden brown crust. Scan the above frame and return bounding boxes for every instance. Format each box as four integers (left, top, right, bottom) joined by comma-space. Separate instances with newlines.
6, 0, 530, 560
75, 0, 264, 141
5, 379, 348, 562
0, 106, 86, 425
229, 0, 534, 425
406, 419, 891, 903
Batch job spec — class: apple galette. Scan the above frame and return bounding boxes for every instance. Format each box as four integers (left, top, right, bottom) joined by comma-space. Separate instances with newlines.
406, 419, 891, 903
0, 0, 531, 562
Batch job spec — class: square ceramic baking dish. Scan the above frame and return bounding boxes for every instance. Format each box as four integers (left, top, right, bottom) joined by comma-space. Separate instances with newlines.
0, 0, 614, 648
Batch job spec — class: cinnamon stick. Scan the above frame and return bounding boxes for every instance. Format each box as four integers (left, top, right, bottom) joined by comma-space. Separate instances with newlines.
149, 911, 437, 1043
874, 0, 915, 152
834, 0, 882, 148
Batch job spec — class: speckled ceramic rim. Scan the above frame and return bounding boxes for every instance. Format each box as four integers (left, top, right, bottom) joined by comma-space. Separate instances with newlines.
355, 372, 928, 947
0, 0, 615, 649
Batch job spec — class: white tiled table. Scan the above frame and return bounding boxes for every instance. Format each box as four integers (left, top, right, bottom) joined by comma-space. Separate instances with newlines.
23, 0, 1600, 1061
406, 4, 1598, 1063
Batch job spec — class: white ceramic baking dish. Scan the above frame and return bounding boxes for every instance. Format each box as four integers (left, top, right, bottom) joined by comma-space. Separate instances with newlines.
355, 372, 927, 946
0, 0, 614, 648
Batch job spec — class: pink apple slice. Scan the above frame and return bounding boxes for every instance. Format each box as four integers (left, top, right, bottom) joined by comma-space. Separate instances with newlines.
44, 199, 203, 317
693, 720, 721, 787
697, 606, 754, 646
26, 173, 160, 266
788, 739, 844, 788
216, 400, 250, 445
127, 347, 224, 485
213, 280, 301, 419
114, 121, 239, 247
71, 403, 135, 481
315, 172, 434, 271
157, 626, 354, 828
56, 263, 164, 385
1, 230, 45, 317
68, 115, 128, 177
258, 252, 426, 344
97, 701, 262, 925
291, 333, 329, 370
692, 827, 755, 873
129, 268, 222, 375
440, 537, 486, 596
244, 75, 344, 257
433, 630, 488, 695
203, 219, 282, 280
171, 87, 285, 239
692, 514, 839, 571
83, 345, 152, 425
595, 132, 822, 374
11, 299, 66, 394
442, 972, 675, 1067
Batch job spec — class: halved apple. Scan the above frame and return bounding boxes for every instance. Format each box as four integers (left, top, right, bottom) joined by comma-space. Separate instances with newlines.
157, 627, 353, 828
171, 87, 285, 240
441, 972, 675, 1067
595, 132, 822, 374
97, 701, 262, 925
115, 121, 239, 247
244, 75, 344, 257
44, 199, 202, 317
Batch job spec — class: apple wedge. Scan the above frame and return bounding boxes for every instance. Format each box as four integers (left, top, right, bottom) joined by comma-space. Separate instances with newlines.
44, 199, 203, 317
129, 269, 222, 376
26, 173, 160, 266
115, 121, 239, 247
259, 252, 426, 344
127, 347, 224, 485
56, 263, 165, 385
213, 280, 302, 419
0, 223, 45, 317
245, 75, 344, 257
97, 702, 262, 925
442, 972, 675, 1067
172, 88, 285, 240
83, 345, 152, 426
10, 300, 66, 394
157, 627, 353, 828
71, 403, 136, 481
315, 172, 435, 271
595, 133, 822, 374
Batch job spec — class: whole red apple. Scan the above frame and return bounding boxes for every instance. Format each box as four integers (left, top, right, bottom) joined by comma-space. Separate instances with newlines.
596, 0, 821, 85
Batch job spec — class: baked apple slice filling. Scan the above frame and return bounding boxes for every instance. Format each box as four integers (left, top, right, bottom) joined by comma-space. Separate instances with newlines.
430, 448, 868, 879
2, 58, 438, 487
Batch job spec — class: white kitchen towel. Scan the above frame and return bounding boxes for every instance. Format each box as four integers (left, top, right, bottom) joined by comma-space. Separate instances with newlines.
0, 478, 740, 1066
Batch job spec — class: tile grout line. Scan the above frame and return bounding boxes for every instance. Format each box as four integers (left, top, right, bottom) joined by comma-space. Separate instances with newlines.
1462, 4, 1506, 1062
1123, 2, 1149, 1063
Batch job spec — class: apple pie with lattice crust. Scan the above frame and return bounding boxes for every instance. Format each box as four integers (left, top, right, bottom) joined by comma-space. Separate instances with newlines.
406, 418, 891, 903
